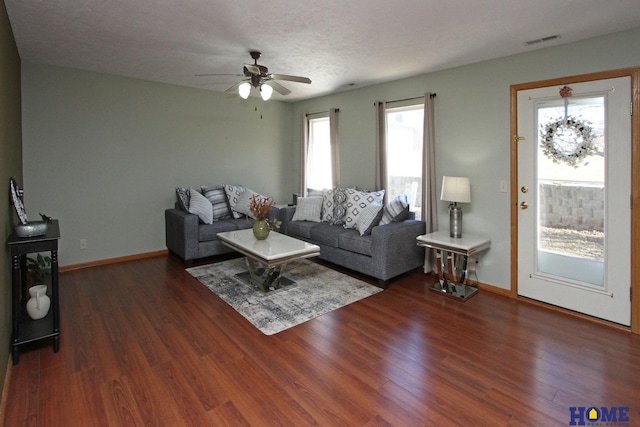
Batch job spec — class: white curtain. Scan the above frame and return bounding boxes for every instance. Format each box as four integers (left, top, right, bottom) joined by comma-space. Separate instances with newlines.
422, 92, 438, 272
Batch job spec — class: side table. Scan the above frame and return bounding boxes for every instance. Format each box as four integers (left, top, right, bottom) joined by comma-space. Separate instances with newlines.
7, 220, 61, 364
417, 230, 490, 301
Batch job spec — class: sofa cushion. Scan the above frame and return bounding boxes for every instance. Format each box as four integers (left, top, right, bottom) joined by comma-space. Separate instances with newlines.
343, 188, 385, 229
197, 218, 254, 242
188, 189, 213, 224
201, 185, 233, 220
379, 193, 410, 225
229, 218, 254, 230
292, 197, 323, 222
309, 223, 350, 248
287, 221, 320, 239
338, 231, 373, 256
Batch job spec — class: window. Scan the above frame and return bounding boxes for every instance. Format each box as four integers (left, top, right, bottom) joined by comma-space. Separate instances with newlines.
305, 112, 337, 192
385, 104, 424, 219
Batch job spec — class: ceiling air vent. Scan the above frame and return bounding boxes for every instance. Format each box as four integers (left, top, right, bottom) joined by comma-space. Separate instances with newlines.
525, 34, 560, 46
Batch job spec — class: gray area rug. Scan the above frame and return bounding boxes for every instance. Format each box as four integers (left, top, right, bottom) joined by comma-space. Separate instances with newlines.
187, 258, 383, 335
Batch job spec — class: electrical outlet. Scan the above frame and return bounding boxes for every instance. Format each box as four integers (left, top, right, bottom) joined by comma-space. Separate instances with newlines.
80, 239, 87, 249
499, 180, 508, 193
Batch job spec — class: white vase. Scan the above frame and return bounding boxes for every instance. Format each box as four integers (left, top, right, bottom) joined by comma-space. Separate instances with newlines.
26, 285, 50, 320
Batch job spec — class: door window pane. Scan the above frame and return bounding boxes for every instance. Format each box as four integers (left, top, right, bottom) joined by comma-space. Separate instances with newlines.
536, 96, 605, 287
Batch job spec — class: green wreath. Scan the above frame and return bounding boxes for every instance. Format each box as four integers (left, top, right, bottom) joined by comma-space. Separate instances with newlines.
539, 116, 596, 167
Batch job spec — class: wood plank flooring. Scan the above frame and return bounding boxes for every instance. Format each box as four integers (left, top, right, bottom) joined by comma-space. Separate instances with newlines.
3, 254, 640, 426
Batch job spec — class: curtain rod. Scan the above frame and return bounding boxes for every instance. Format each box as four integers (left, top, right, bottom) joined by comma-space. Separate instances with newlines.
373, 93, 436, 106
305, 108, 339, 117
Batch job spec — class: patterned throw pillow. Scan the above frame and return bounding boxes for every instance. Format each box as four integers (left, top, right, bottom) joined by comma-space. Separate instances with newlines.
379, 193, 410, 225
354, 204, 384, 236
322, 187, 349, 225
343, 188, 385, 229
292, 197, 323, 222
188, 189, 213, 224
175, 187, 190, 211
321, 188, 335, 223
223, 184, 245, 218
201, 185, 233, 220
234, 188, 264, 219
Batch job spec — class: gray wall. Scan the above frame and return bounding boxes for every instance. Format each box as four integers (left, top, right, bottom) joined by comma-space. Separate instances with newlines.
19, 28, 640, 290
290, 28, 640, 290
1, 0, 22, 394
21, 65, 293, 266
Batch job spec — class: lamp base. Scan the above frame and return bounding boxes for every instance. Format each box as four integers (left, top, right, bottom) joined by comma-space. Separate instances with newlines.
449, 205, 463, 238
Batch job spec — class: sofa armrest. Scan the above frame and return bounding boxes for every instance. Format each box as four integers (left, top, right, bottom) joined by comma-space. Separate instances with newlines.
370, 219, 426, 280
266, 206, 280, 221
277, 206, 297, 235
165, 208, 200, 261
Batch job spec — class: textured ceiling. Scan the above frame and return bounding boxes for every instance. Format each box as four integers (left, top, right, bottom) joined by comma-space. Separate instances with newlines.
5, 0, 640, 101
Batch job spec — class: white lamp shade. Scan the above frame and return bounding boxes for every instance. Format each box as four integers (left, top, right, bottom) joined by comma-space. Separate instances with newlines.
238, 82, 251, 99
260, 83, 273, 101
441, 176, 471, 203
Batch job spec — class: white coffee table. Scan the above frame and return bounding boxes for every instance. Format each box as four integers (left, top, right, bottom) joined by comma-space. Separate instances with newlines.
217, 229, 321, 292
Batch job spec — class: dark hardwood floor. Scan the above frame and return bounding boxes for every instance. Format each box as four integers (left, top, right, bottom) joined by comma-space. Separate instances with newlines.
3, 254, 640, 426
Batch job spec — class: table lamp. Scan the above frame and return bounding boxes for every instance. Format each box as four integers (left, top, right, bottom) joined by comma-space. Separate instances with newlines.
441, 176, 471, 238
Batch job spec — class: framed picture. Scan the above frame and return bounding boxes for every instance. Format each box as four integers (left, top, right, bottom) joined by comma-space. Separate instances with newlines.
9, 177, 28, 225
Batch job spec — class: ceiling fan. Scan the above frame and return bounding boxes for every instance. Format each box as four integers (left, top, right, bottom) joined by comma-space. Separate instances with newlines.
197, 51, 311, 100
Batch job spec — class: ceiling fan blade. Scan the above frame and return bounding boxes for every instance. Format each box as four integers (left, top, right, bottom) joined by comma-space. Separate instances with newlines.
270, 74, 311, 84
225, 81, 245, 93
265, 80, 291, 96
195, 73, 243, 77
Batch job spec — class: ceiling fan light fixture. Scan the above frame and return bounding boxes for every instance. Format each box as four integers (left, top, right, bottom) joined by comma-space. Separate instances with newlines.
238, 82, 251, 99
260, 84, 273, 101
205, 52, 310, 100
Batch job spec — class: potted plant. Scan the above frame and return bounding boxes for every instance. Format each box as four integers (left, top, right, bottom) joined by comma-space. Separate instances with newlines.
27, 253, 52, 286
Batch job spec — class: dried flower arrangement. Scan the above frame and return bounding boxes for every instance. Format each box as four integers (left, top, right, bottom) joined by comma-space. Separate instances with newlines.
249, 194, 273, 220
249, 194, 281, 230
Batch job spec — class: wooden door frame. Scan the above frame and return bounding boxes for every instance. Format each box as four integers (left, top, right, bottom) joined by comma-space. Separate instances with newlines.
510, 67, 640, 334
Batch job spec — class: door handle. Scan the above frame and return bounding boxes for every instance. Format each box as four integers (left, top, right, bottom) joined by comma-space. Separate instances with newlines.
520, 201, 528, 209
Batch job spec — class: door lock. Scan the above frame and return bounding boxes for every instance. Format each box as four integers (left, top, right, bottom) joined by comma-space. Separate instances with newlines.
520, 201, 529, 209
521, 186, 528, 193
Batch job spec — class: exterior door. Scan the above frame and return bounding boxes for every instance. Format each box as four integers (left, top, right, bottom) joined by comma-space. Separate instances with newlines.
516, 77, 631, 326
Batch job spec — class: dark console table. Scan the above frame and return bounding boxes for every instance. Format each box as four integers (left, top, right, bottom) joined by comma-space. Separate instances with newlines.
7, 220, 60, 364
